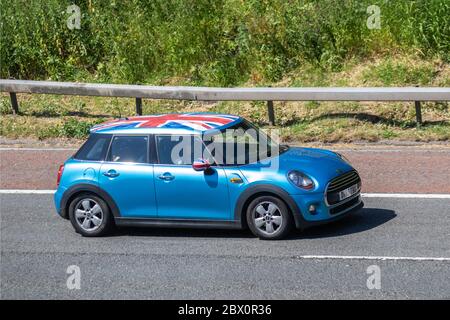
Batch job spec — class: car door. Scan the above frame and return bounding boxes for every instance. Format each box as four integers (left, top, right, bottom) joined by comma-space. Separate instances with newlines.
153, 134, 230, 220
99, 135, 157, 217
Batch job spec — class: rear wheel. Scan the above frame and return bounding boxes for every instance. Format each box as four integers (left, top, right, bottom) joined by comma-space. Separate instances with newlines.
246, 196, 292, 240
68, 193, 114, 237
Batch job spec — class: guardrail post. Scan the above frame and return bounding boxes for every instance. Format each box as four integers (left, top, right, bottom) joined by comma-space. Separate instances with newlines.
135, 97, 142, 116
414, 101, 422, 126
9, 92, 19, 115
267, 100, 275, 126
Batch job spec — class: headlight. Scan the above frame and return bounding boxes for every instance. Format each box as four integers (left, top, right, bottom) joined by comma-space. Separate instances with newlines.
335, 152, 351, 165
287, 170, 314, 190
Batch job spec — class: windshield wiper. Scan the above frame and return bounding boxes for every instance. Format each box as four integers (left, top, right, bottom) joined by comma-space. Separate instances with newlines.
279, 144, 290, 153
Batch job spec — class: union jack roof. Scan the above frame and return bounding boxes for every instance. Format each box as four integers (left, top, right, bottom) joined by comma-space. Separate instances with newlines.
90, 113, 241, 133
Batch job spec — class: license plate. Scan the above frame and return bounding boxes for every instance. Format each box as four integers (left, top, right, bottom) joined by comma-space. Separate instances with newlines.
338, 184, 359, 201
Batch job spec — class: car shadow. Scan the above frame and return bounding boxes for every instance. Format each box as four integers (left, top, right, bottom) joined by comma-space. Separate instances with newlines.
288, 208, 396, 240
282, 112, 448, 128
112, 225, 253, 239
111, 207, 396, 240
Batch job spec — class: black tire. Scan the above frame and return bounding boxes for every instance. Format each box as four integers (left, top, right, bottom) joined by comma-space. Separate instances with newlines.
246, 195, 293, 240
68, 193, 115, 237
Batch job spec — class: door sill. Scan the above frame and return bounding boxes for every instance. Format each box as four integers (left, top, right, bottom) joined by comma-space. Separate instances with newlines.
115, 217, 243, 230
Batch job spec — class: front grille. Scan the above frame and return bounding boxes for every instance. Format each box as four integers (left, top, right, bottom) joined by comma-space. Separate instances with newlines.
329, 196, 360, 215
326, 170, 361, 205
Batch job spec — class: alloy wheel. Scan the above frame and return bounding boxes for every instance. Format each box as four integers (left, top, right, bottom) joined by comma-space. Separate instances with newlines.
74, 198, 103, 232
253, 201, 283, 235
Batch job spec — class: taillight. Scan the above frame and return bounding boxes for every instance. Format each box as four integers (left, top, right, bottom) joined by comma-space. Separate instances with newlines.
56, 164, 64, 187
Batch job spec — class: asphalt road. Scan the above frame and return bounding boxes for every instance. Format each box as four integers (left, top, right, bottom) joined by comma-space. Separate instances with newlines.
1, 194, 449, 299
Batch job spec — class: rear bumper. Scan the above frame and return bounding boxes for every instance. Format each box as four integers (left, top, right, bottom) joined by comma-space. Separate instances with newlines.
54, 186, 67, 218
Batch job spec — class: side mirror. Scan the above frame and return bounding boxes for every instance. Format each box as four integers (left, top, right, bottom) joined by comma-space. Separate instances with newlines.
192, 158, 211, 172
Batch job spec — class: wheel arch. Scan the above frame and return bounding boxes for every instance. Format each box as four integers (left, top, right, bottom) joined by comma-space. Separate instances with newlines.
234, 184, 304, 229
60, 183, 121, 219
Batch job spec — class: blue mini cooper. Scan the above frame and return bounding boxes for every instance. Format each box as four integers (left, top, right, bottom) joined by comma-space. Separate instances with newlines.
54, 113, 363, 240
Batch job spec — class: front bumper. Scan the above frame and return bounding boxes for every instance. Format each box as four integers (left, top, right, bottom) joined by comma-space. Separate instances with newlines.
289, 192, 363, 230
300, 200, 363, 229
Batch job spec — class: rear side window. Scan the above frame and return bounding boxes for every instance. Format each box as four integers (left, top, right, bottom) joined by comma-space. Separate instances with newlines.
108, 136, 148, 163
74, 134, 112, 161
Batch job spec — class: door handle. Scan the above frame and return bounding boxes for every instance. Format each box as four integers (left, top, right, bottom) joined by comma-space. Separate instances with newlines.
103, 169, 120, 178
158, 173, 175, 181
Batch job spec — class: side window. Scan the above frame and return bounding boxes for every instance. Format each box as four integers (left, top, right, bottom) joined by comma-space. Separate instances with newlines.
74, 134, 112, 161
108, 136, 148, 164
156, 135, 204, 165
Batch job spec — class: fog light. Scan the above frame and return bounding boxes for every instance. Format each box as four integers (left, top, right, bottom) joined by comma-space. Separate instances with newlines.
308, 204, 317, 214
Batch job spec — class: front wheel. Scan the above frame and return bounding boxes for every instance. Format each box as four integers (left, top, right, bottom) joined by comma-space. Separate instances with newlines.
246, 196, 293, 240
68, 193, 114, 237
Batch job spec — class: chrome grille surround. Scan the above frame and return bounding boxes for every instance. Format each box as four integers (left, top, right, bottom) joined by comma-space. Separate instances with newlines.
325, 170, 362, 210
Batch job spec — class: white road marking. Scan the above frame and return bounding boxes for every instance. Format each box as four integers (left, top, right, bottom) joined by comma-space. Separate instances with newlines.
0, 189, 55, 194
332, 149, 450, 153
294, 255, 450, 262
361, 193, 450, 199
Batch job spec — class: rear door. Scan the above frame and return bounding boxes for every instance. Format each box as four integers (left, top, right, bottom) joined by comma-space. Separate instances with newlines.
99, 135, 157, 217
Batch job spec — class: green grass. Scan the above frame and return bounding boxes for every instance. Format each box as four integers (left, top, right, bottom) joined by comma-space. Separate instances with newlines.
361, 59, 437, 86
1, 87, 448, 143
1, 0, 448, 143
1, 102, 448, 143
1, 55, 448, 143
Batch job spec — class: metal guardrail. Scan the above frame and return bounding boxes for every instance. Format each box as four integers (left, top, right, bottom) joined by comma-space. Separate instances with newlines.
1, 79, 450, 125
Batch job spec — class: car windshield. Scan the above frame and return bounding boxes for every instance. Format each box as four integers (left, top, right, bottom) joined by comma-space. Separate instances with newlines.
202, 120, 288, 166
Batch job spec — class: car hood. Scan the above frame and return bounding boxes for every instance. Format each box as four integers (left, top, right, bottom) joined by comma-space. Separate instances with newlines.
238, 147, 355, 192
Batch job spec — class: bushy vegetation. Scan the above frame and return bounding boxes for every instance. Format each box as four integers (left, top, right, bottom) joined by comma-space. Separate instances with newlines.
1, 0, 449, 86
1, 0, 448, 143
